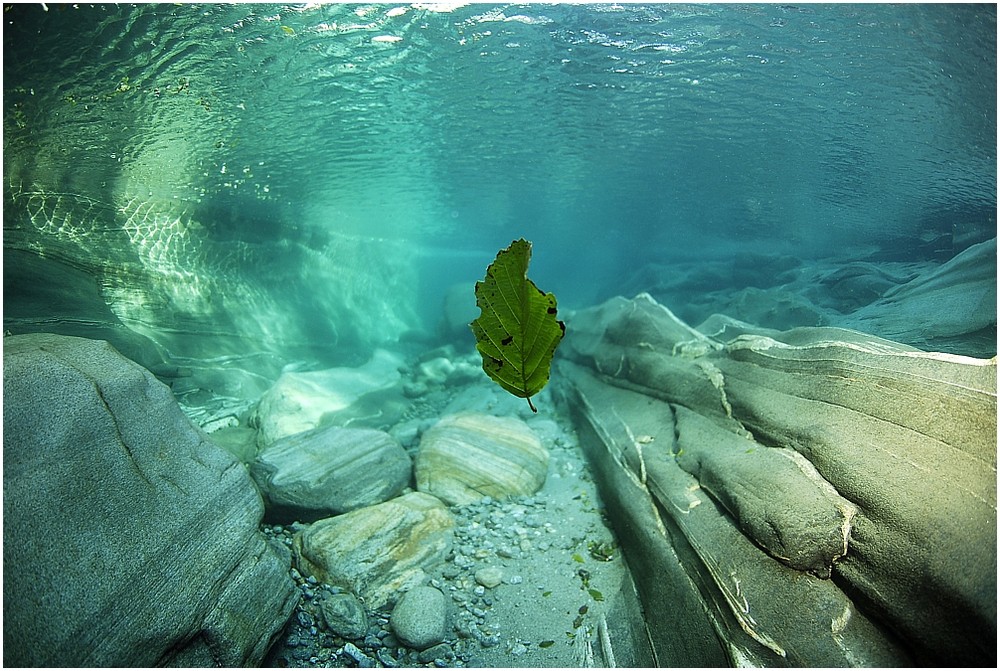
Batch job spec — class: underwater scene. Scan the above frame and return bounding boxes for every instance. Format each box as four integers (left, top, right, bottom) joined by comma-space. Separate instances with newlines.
3, 3, 996, 668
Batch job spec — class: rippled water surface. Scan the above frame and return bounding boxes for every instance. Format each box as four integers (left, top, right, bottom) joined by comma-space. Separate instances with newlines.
3, 3, 996, 365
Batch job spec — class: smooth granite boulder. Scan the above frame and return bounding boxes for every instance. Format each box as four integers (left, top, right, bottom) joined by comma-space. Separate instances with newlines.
3, 333, 297, 667
415, 413, 549, 506
250, 425, 412, 522
293, 492, 455, 609
558, 294, 996, 667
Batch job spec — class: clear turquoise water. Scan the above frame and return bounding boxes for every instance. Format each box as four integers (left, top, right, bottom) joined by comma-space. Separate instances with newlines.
3, 3, 996, 372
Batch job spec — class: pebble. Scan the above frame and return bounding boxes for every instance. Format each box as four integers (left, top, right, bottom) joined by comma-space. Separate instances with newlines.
474, 567, 503, 589
342, 642, 375, 668
417, 643, 454, 664
390, 585, 448, 650
377, 648, 401, 667
320, 593, 368, 640
480, 634, 500, 648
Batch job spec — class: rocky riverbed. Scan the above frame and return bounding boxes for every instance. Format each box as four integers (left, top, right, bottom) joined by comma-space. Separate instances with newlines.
248, 356, 628, 668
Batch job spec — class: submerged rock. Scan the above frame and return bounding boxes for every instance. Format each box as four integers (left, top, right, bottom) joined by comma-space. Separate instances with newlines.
841, 237, 997, 356
254, 349, 404, 446
250, 425, 412, 522
673, 405, 858, 577
3, 333, 296, 667
415, 413, 549, 506
390, 585, 448, 650
320, 593, 369, 640
558, 293, 996, 667
293, 492, 455, 609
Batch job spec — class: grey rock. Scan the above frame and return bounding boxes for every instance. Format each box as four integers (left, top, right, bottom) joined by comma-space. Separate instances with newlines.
209, 425, 259, 463
673, 405, 858, 577
476, 566, 503, 589
253, 349, 404, 446
377, 648, 401, 667
2, 334, 296, 667
559, 293, 997, 667
294, 492, 455, 609
841, 237, 996, 356
418, 642, 454, 663
390, 585, 448, 650
250, 425, 412, 521
342, 642, 375, 667
415, 413, 549, 506
321, 593, 368, 640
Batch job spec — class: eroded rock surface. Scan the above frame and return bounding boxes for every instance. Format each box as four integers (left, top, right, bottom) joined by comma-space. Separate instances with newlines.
557, 293, 996, 667
253, 349, 404, 446
250, 425, 411, 522
3, 333, 296, 667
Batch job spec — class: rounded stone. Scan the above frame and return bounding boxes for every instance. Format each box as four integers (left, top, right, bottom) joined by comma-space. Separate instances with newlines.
474, 567, 503, 589
320, 593, 368, 640
415, 413, 549, 506
390, 586, 447, 650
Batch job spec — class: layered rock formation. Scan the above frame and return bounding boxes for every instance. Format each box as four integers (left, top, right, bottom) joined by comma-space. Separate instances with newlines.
555, 293, 996, 667
841, 236, 997, 354
3, 333, 297, 667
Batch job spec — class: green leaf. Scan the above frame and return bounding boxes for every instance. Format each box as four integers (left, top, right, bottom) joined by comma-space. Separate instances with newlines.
470, 238, 566, 412
588, 588, 604, 602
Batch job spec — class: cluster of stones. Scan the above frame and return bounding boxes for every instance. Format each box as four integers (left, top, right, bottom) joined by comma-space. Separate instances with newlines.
2, 334, 551, 667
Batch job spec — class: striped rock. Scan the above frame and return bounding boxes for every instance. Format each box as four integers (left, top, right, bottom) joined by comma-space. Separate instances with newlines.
415, 413, 549, 506
250, 426, 412, 522
293, 492, 454, 609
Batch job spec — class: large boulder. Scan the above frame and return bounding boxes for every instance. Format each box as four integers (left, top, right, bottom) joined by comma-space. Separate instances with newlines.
3, 333, 297, 667
558, 294, 996, 667
415, 413, 549, 506
293, 492, 455, 609
250, 425, 412, 522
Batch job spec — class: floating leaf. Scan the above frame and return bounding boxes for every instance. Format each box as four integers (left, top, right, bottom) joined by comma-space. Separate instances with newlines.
571, 553, 585, 564
280, 25, 295, 35
588, 588, 604, 602
542, 590, 552, 597
470, 238, 565, 413
538, 640, 555, 648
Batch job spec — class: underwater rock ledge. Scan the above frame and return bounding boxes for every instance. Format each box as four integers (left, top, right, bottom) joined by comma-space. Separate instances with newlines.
555, 293, 996, 667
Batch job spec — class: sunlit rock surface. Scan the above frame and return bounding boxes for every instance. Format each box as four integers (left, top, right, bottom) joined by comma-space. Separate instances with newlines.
253, 349, 405, 446
556, 293, 996, 667
3, 333, 296, 667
